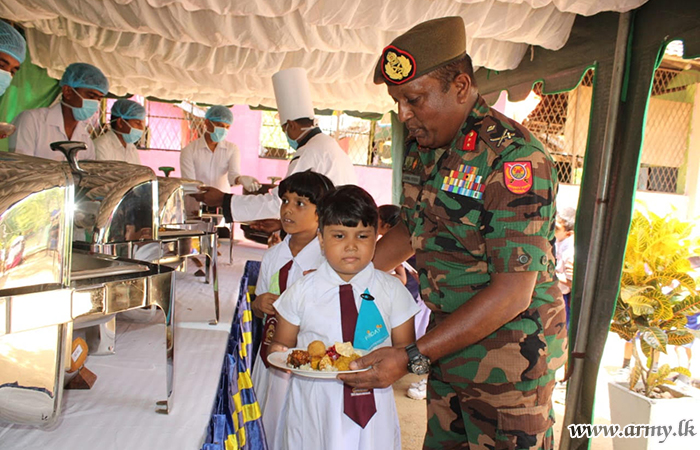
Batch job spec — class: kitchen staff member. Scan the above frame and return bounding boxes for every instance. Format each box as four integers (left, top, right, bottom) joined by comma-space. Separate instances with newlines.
339, 17, 567, 450
10, 62, 109, 160
0, 20, 24, 97
94, 99, 145, 164
180, 104, 261, 193
0, 20, 26, 139
193, 68, 357, 223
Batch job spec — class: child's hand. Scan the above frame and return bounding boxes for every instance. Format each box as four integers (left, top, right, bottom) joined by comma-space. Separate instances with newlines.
251, 292, 279, 318
269, 342, 289, 354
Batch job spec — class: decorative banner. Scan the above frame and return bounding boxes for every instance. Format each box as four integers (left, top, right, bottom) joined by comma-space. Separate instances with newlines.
503, 161, 533, 194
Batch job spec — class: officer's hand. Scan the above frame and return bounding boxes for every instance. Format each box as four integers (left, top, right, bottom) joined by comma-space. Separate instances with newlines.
251, 292, 279, 318
238, 175, 262, 193
338, 346, 408, 389
192, 186, 225, 207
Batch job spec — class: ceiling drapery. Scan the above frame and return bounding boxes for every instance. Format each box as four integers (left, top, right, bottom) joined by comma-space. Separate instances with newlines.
1, 0, 647, 113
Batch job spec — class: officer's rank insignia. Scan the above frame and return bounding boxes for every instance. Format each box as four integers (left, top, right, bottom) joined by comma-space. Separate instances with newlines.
504, 161, 533, 194
462, 130, 477, 151
441, 164, 484, 199
382, 46, 416, 84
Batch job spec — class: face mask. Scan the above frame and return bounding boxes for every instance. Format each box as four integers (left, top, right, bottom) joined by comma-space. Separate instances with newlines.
116, 122, 144, 144
285, 126, 312, 150
64, 87, 99, 121
0, 70, 12, 97
209, 126, 228, 143
286, 131, 299, 150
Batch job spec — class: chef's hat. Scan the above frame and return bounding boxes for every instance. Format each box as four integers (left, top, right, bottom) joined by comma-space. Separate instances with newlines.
272, 67, 315, 124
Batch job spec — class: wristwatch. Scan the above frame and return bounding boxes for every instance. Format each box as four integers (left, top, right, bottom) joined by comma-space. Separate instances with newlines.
405, 343, 431, 375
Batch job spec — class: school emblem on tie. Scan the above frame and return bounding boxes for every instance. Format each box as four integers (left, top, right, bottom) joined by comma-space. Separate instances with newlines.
441, 164, 485, 199
503, 161, 533, 194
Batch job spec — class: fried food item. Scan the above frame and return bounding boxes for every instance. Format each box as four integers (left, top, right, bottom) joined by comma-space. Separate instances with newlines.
310, 356, 323, 370
334, 341, 356, 357
318, 354, 334, 371
286, 349, 310, 368
334, 354, 360, 371
308, 340, 327, 358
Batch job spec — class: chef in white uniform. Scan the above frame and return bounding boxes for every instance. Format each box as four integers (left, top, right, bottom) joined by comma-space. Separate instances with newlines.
0, 20, 25, 97
94, 99, 145, 164
194, 67, 357, 223
180, 104, 261, 193
10, 62, 108, 160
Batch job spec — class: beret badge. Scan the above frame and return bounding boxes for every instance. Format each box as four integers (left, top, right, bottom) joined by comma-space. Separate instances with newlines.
382, 46, 416, 84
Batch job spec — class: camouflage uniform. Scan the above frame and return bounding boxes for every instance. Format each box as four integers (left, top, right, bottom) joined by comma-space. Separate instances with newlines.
400, 95, 568, 450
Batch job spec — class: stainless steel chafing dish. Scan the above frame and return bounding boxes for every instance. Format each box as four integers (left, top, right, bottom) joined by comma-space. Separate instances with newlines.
157, 176, 220, 325
0, 147, 175, 427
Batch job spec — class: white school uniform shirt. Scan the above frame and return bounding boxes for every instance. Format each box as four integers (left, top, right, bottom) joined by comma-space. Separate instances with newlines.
555, 235, 574, 295
228, 130, 357, 222
179, 136, 241, 193
93, 130, 142, 165
9, 102, 96, 161
273, 261, 420, 450
251, 235, 325, 449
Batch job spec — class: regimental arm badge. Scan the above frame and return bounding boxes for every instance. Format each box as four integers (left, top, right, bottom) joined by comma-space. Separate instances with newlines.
503, 161, 533, 194
382, 46, 416, 84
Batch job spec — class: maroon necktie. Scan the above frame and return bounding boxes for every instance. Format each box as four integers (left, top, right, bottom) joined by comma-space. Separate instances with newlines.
260, 259, 293, 368
339, 283, 376, 428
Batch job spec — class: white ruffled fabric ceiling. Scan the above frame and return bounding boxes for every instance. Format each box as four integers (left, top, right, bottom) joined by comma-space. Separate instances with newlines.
1, 0, 647, 113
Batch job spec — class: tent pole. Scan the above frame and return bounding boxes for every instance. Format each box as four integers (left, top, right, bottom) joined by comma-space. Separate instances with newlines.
559, 11, 631, 450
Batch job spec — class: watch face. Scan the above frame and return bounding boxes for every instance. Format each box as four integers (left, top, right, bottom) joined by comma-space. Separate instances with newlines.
411, 358, 430, 375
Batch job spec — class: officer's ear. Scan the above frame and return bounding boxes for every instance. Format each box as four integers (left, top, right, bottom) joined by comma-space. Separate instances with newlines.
453, 73, 474, 104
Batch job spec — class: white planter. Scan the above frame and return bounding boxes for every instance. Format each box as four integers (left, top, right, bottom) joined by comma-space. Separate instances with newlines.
608, 381, 700, 450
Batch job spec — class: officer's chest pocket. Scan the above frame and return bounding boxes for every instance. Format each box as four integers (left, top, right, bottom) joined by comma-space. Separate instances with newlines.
422, 182, 485, 255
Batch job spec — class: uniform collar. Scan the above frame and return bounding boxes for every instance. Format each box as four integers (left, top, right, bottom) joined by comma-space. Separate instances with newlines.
296, 127, 322, 149
280, 234, 322, 272
314, 260, 374, 297
46, 102, 67, 131
106, 129, 128, 148
449, 94, 490, 152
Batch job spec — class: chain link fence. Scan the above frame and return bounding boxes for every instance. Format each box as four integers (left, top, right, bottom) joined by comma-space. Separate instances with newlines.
259, 111, 392, 168
522, 70, 593, 186
522, 46, 697, 195
85, 46, 695, 190
638, 66, 695, 193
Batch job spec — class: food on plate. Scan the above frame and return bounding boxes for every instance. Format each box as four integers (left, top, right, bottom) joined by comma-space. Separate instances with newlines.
285, 341, 362, 372
307, 340, 327, 358
287, 349, 310, 368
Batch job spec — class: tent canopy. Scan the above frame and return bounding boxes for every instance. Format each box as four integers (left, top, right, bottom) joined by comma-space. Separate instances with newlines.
1, 0, 645, 113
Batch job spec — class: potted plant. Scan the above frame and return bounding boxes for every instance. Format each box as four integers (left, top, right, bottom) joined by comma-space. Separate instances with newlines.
607, 207, 700, 449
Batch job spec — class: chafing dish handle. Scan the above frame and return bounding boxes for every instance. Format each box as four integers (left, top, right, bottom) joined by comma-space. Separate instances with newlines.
51, 141, 87, 173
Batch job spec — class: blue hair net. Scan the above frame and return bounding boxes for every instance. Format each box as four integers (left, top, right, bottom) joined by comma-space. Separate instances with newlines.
205, 105, 233, 125
111, 99, 146, 121
59, 62, 109, 95
0, 21, 26, 64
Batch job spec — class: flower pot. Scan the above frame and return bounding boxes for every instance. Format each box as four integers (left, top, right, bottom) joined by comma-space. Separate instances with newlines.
608, 381, 700, 449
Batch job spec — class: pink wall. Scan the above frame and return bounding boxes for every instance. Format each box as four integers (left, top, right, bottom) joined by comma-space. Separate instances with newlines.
138, 104, 393, 205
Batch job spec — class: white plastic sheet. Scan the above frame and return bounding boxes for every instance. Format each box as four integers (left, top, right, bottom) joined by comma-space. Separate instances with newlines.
1, 0, 647, 113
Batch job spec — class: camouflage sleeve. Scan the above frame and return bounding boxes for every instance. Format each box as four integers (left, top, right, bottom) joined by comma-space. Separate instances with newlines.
481, 146, 557, 274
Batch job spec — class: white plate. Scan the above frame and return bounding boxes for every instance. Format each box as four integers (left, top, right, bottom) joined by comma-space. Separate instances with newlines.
267, 348, 369, 379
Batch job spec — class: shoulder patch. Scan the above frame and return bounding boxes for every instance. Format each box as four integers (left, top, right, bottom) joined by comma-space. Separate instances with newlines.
503, 161, 533, 194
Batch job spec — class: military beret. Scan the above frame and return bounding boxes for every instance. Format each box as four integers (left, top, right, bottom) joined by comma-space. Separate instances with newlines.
374, 16, 466, 85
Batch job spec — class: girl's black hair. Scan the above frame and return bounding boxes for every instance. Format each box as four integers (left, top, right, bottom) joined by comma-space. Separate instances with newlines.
318, 185, 378, 230
278, 170, 335, 205
378, 204, 401, 227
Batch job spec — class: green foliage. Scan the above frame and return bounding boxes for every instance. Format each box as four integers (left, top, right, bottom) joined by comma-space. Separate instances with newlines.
612, 207, 700, 397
